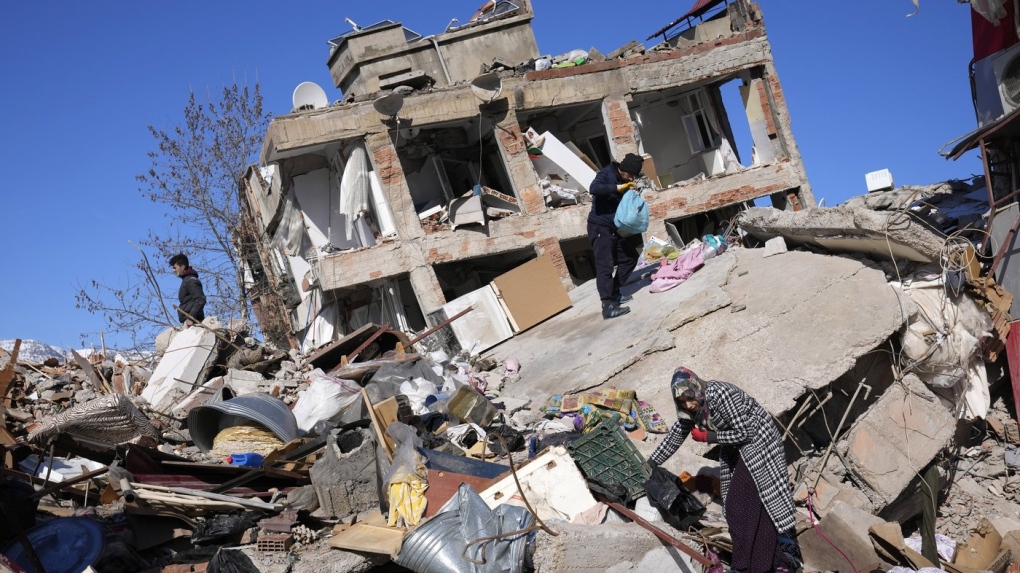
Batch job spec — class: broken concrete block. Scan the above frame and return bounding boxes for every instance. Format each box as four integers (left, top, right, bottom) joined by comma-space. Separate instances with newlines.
224, 368, 266, 395
799, 501, 885, 572
532, 522, 696, 573
838, 373, 956, 513
762, 236, 787, 257
309, 427, 378, 519
142, 327, 217, 411
989, 515, 1020, 538
739, 205, 946, 263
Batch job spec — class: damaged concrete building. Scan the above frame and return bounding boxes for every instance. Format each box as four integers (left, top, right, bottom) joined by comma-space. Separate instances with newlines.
235, 0, 813, 351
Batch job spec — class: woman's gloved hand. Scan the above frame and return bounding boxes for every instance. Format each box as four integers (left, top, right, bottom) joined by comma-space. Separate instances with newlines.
617, 182, 634, 193
690, 427, 708, 442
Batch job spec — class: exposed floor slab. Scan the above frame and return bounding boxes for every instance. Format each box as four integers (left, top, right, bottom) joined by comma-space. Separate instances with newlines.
738, 206, 946, 263
488, 247, 906, 420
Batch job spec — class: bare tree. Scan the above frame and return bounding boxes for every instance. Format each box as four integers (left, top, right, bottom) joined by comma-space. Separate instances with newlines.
76, 82, 271, 349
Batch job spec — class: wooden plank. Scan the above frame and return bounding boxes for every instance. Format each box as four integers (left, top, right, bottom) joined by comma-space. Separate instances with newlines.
328, 510, 405, 557
362, 389, 393, 462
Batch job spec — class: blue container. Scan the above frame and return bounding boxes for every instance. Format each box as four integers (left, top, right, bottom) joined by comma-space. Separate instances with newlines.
226, 453, 264, 467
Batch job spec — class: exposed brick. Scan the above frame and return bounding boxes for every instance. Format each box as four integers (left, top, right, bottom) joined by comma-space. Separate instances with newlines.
521, 230, 537, 239
536, 238, 569, 280
369, 271, 383, 279
162, 565, 192, 573
754, 79, 777, 136
521, 188, 545, 214
193, 564, 209, 573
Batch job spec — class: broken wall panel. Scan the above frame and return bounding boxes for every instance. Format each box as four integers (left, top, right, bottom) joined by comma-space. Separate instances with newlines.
837, 373, 957, 514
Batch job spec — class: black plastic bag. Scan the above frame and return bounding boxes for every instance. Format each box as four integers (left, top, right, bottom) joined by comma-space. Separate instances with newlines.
486, 425, 524, 455
208, 548, 260, 573
191, 511, 260, 546
644, 466, 706, 529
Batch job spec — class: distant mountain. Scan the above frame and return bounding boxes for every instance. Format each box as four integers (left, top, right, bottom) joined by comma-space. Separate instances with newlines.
0, 339, 67, 363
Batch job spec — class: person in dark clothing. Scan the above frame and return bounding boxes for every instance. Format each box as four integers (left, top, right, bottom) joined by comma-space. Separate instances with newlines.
587, 152, 645, 319
169, 253, 206, 327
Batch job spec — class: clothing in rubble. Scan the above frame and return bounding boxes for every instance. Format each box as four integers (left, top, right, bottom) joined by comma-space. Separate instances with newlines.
587, 155, 644, 307
649, 367, 797, 572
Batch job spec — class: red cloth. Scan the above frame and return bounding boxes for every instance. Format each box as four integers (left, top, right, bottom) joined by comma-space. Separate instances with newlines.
973, 2, 1019, 61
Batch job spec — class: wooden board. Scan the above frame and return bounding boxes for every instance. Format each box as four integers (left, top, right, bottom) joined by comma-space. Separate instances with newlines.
492, 255, 572, 333
328, 509, 405, 557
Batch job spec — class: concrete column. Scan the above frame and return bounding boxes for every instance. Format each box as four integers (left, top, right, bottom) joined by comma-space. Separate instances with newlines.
601, 95, 639, 160
364, 133, 426, 241
493, 111, 546, 215
409, 265, 447, 317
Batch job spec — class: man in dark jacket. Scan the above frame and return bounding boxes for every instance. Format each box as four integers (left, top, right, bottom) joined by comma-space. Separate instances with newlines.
588, 152, 644, 319
169, 253, 206, 327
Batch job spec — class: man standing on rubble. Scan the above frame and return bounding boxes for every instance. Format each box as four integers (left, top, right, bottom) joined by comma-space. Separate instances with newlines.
170, 253, 206, 327
587, 152, 645, 320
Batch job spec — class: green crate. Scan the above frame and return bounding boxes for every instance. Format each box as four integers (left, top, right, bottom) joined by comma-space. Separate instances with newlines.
567, 418, 650, 500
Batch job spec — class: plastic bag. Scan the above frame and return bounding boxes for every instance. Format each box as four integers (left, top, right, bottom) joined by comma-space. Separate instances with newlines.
614, 189, 649, 237
191, 511, 259, 546
400, 378, 440, 415
383, 422, 428, 527
291, 371, 362, 433
644, 466, 706, 529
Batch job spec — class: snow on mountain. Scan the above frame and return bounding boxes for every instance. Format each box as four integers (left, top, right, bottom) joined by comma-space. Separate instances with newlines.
0, 339, 67, 363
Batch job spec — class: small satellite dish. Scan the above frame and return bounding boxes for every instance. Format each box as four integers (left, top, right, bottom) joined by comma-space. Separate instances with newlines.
470, 72, 503, 104
373, 92, 405, 117
292, 82, 329, 110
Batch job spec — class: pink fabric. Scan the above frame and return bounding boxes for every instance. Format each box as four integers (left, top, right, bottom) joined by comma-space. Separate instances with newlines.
649, 244, 705, 293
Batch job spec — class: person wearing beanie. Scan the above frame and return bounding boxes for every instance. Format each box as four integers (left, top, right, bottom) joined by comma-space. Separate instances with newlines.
587, 152, 645, 320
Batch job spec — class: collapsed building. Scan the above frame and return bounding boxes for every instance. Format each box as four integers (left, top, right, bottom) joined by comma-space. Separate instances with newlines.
234, 0, 813, 352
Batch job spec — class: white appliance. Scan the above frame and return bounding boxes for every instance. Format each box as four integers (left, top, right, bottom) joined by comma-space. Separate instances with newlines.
975, 43, 1020, 126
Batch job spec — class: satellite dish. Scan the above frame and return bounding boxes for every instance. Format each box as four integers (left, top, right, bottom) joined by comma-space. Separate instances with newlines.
373, 92, 405, 117
292, 82, 329, 110
470, 72, 503, 104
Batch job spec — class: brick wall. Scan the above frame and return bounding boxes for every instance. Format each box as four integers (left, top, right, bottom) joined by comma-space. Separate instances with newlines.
602, 96, 638, 159
495, 121, 546, 215
536, 237, 569, 281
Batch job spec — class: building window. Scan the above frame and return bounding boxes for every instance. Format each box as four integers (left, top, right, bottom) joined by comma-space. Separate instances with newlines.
682, 91, 719, 155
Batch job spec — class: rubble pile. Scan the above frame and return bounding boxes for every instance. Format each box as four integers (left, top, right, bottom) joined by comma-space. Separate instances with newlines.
7, 182, 1020, 573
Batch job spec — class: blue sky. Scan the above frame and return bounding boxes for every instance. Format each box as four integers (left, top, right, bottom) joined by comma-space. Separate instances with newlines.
0, 1, 978, 349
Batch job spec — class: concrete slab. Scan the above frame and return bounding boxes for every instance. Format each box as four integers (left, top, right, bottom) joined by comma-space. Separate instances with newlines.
837, 373, 956, 511
532, 522, 698, 573
485, 252, 735, 398
649, 249, 904, 415
486, 247, 905, 420
799, 501, 886, 573
142, 327, 218, 411
739, 205, 945, 263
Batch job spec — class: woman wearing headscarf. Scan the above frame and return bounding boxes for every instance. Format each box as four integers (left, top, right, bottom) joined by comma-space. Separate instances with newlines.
649, 367, 798, 573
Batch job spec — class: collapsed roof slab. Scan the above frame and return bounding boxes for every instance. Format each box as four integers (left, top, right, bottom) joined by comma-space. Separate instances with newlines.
738, 205, 946, 263
486, 247, 906, 419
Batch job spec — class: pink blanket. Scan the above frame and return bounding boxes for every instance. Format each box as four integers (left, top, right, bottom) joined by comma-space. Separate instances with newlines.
649, 244, 705, 293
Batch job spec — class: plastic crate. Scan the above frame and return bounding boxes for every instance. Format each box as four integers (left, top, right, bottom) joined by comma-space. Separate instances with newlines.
567, 419, 650, 500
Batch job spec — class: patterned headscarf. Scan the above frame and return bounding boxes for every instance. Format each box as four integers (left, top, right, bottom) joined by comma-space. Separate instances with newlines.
670, 366, 708, 424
